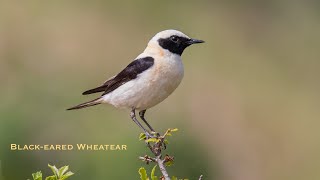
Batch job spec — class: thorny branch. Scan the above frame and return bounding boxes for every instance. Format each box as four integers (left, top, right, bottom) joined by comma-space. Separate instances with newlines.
156, 155, 170, 180
139, 128, 203, 180
139, 128, 177, 180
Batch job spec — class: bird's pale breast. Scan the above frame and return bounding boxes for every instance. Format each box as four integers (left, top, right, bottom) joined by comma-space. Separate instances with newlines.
102, 55, 184, 110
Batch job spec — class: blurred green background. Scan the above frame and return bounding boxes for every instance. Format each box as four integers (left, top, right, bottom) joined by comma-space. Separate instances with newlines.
0, 1, 320, 180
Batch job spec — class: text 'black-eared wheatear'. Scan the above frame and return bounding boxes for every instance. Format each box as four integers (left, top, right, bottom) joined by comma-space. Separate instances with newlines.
67, 29, 204, 137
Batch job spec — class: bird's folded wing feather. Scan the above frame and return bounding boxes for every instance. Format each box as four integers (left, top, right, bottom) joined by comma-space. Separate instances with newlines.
82, 56, 154, 96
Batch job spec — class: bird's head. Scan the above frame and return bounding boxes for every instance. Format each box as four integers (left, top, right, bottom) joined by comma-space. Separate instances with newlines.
147, 29, 204, 56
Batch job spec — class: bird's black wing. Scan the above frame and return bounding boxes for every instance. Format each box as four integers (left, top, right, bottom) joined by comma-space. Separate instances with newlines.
82, 56, 154, 95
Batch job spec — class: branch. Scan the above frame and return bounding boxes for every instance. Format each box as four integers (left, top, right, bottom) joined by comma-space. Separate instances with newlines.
139, 129, 178, 180
139, 154, 170, 179
156, 155, 170, 180
138, 128, 203, 179
139, 155, 156, 164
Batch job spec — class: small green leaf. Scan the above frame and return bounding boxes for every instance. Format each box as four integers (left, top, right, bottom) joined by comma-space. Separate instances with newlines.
171, 176, 178, 180
145, 138, 157, 143
139, 167, 149, 180
61, 171, 74, 180
32, 171, 42, 180
58, 165, 69, 177
165, 160, 174, 167
45, 175, 56, 180
164, 139, 169, 145
139, 133, 146, 140
48, 164, 59, 177
171, 128, 178, 132
166, 133, 172, 136
151, 165, 158, 180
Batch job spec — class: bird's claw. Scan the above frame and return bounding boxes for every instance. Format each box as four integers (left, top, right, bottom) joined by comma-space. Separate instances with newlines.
144, 131, 160, 139
151, 131, 160, 138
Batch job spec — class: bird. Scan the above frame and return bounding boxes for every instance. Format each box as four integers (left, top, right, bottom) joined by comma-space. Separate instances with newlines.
67, 29, 204, 138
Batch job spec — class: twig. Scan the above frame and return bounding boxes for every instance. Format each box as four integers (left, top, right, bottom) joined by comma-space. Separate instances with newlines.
139, 129, 202, 179
139, 129, 177, 180
156, 155, 170, 180
139, 155, 156, 164
154, 131, 171, 180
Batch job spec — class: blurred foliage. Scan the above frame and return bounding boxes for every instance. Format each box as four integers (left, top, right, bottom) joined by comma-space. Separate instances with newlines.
138, 166, 161, 180
29, 164, 74, 180
0, 0, 320, 180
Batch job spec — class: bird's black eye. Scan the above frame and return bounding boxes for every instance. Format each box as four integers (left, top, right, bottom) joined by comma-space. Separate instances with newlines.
170, 36, 178, 42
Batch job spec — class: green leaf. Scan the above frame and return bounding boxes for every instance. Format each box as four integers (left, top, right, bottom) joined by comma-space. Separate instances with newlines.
145, 138, 157, 143
166, 133, 172, 136
45, 175, 56, 180
48, 164, 58, 178
32, 171, 42, 180
165, 160, 174, 167
164, 139, 169, 145
171, 176, 178, 180
151, 165, 158, 180
139, 133, 146, 140
61, 171, 74, 180
171, 128, 178, 132
58, 165, 69, 177
138, 167, 149, 180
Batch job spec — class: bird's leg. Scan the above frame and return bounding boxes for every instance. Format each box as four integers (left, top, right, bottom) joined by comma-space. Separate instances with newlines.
139, 110, 155, 132
139, 110, 160, 138
130, 108, 151, 138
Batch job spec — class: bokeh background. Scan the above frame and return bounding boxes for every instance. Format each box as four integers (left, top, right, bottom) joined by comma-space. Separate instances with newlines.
1, 1, 320, 180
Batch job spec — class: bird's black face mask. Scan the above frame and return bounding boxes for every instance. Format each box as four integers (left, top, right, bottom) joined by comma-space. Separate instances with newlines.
158, 35, 204, 55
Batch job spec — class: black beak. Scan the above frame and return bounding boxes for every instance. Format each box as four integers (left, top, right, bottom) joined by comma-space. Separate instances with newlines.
187, 38, 205, 45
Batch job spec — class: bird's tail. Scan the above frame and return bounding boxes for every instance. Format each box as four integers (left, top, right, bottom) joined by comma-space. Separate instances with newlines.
67, 98, 102, 110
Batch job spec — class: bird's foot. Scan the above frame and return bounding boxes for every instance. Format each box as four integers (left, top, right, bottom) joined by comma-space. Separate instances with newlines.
145, 132, 160, 139
150, 131, 160, 138
145, 132, 153, 139
139, 131, 160, 140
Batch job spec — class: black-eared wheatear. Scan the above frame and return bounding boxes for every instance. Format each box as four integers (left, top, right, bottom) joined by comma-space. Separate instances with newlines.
67, 30, 204, 137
